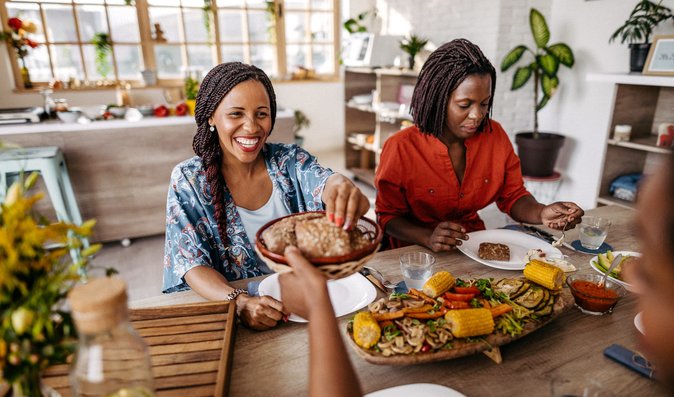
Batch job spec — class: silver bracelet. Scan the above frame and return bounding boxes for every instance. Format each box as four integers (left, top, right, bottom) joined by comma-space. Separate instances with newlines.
226, 288, 248, 301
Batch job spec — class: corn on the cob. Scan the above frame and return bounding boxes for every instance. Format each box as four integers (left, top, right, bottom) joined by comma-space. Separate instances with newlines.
353, 312, 381, 348
422, 271, 455, 298
524, 259, 564, 290
444, 308, 494, 338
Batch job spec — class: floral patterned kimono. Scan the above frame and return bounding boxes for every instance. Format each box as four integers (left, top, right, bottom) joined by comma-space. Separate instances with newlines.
163, 143, 333, 293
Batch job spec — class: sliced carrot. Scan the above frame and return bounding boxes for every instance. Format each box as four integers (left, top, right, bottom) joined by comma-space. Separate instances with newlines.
406, 308, 447, 319
403, 304, 435, 314
372, 311, 405, 321
443, 300, 470, 310
481, 299, 491, 309
490, 304, 513, 318
409, 288, 436, 304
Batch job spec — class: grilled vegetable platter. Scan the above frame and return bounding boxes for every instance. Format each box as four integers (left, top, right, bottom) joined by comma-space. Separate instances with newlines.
346, 260, 573, 365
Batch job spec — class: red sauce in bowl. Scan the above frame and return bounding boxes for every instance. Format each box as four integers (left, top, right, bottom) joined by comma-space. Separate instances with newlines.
569, 280, 620, 313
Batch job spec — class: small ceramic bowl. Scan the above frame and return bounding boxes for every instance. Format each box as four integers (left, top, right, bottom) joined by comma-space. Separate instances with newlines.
107, 106, 127, 118
566, 272, 626, 315
137, 105, 155, 117
56, 110, 81, 123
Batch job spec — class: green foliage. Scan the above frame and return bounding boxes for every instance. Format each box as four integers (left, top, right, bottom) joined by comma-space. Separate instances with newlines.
500, 8, 575, 134
203, 0, 214, 42
609, 0, 673, 44
343, 10, 374, 34
0, 173, 101, 385
92, 32, 112, 79
293, 110, 311, 138
184, 76, 199, 100
399, 34, 429, 58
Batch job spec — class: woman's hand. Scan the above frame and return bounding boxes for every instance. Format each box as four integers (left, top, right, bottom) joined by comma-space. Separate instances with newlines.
278, 246, 330, 320
322, 174, 370, 230
541, 201, 584, 230
427, 221, 468, 252
235, 294, 287, 331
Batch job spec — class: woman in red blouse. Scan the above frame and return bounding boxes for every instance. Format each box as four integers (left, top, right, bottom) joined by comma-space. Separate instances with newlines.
375, 39, 584, 251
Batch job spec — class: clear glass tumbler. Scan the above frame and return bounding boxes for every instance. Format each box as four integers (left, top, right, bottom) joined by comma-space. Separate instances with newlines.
579, 216, 611, 250
399, 252, 435, 290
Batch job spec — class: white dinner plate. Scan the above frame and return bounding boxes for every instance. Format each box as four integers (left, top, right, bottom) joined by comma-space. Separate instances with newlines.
589, 251, 641, 292
365, 383, 466, 397
457, 229, 562, 270
258, 272, 376, 323
635, 312, 645, 335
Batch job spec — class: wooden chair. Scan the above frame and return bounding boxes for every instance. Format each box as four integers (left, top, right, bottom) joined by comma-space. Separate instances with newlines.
42, 301, 237, 397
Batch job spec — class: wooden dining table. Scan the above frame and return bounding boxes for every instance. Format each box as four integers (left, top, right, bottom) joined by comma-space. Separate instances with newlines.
133, 205, 668, 396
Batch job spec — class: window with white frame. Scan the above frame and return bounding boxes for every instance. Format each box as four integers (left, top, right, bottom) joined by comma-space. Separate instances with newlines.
0, 0, 339, 89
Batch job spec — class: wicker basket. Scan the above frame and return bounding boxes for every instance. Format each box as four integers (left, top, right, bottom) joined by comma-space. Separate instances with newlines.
255, 211, 382, 279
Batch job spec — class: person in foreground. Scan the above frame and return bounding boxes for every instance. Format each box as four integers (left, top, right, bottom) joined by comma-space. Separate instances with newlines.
278, 246, 362, 397
631, 153, 674, 389
163, 62, 369, 330
375, 39, 584, 251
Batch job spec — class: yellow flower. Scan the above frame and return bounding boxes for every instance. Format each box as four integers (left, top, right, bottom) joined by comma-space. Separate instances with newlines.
11, 307, 35, 335
22, 21, 37, 34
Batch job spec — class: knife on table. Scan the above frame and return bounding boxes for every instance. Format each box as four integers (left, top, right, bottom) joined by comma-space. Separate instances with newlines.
359, 267, 388, 293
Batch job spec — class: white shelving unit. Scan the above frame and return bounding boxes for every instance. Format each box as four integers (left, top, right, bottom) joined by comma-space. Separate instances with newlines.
344, 67, 418, 186
587, 72, 674, 209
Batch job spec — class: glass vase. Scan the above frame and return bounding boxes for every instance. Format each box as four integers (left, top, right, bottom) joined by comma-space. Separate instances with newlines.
19, 58, 33, 89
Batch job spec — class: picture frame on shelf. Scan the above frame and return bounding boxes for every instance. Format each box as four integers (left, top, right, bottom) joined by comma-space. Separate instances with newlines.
397, 83, 415, 107
643, 35, 674, 76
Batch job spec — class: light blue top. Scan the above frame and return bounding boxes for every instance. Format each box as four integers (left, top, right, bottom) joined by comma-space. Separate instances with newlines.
163, 143, 333, 293
236, 183, 290, 247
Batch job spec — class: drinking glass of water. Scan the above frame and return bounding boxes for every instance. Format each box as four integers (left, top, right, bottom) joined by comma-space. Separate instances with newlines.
579, 216, 611, 250
399, 252, 435, 290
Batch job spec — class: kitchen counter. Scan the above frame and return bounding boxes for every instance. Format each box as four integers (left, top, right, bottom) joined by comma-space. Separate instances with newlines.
0, 107, 295, 137
0, 110, 295, 242
0, 115, 196, 135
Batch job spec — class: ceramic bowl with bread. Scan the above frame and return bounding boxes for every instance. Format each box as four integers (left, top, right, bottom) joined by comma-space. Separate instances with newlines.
255, 211, 382, 279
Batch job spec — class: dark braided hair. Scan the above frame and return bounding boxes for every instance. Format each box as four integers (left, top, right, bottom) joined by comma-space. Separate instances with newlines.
410, 38, 496, 137
192, 62, 277, 260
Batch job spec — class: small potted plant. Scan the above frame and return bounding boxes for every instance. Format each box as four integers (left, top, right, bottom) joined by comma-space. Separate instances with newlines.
184, 76, 199, 116
501, 8, 574, 177
399, 34, 429, 70
609, 0, 673, 72
293, 110, 310, 146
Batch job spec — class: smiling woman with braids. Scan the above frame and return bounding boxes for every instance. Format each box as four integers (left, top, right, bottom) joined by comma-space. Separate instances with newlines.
376, 39, 584, 251
163, 62, 369, 330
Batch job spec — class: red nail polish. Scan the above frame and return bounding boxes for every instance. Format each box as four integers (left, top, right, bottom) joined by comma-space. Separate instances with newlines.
283, 315, 289, 322
327, 213, 334, 222
336, 216, 344, 227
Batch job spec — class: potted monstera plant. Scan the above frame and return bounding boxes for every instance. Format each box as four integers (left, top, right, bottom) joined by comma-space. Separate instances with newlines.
609, 0, 673, 72
501, 8, 575, 177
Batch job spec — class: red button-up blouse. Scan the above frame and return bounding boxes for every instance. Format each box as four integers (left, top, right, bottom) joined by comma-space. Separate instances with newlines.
375, 120, 531, 249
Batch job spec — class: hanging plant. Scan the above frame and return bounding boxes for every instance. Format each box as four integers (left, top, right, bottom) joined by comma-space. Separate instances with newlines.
265, 1, 277, 43
202, 0, 214, 43
92, 32, 112, 80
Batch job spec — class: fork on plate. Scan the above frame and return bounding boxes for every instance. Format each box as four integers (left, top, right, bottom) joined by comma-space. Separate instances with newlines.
552, 221, 568, 248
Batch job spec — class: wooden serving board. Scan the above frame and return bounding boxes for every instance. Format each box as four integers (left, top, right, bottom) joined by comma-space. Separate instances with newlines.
41, 301, 237, 397
346, 288, 574, 366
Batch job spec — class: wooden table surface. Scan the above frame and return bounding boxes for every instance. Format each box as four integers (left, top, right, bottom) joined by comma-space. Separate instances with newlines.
133, 205, 667, 396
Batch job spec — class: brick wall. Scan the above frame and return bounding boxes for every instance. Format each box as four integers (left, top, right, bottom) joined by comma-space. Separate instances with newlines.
372, 0, 552, 138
